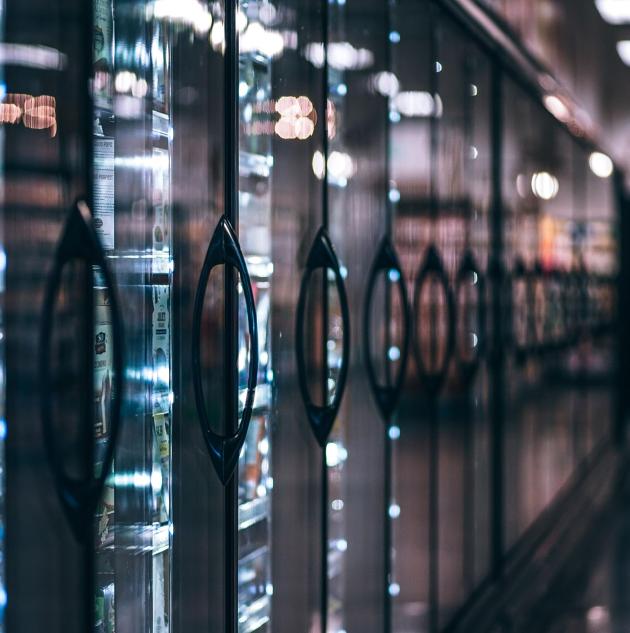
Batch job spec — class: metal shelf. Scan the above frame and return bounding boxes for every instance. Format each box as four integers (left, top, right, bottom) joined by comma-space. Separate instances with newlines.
239, 496, 270, 532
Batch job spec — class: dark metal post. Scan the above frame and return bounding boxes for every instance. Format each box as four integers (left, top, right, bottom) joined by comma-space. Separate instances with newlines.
224, 1, 239, 632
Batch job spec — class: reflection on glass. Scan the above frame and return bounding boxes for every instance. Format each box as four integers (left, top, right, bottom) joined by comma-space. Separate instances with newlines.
238, 1, 275, 630
93, 0, 173, 630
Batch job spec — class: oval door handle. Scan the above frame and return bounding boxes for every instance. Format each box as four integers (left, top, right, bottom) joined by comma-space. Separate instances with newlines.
412, 244, 455, 396
362, 236, 410, 421
192, 215, 259, 486
39, 200, 124, 542
455, 249, 485, 385
295, 227, 350, 447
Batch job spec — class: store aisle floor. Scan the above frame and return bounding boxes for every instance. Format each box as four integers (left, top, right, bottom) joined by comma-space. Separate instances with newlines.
515, 472, 630, 633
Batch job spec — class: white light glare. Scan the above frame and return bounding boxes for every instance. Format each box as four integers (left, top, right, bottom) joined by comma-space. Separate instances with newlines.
336, 539, 348, 552
332, 498, 344, 511
241, 22, 284, 59
617, 39, 630, 65
370, 71, 400, 97
587, 606, 609, 624
393, 91, 441, 118
589, 151, 614, 178
388, 425, 401, 440
543, 95, 570, 123
312, 150, 355, 182
303, 42, 374, 70
388, 503, 401, 518
595, 0, 630, 24
150, 0, 213, 34
531, 171, 559, 201
388, 582, 401, 596
326, 442, 341, 467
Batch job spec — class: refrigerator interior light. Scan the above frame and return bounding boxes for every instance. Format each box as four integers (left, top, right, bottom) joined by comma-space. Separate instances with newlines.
149, 0, 213, 34
241, 22, 285, 59
0, 43, 66, 69
595, 0, 630, 24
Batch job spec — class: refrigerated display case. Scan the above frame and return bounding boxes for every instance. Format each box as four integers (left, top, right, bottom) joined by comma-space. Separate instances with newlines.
0, 2, 624, 633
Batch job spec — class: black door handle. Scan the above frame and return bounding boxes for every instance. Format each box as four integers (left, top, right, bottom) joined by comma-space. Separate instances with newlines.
192, 215, 259, 485
362, 236, 410, 421
455, 249, 485, 385
412, 244, 455, 396
39, 199, 124, 542
295, 227, 350, 447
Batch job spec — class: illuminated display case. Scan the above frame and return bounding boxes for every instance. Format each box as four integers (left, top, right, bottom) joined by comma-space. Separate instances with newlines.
0, 2, 623, 633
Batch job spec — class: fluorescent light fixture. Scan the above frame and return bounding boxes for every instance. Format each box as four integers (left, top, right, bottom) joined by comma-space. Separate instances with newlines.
150, 0, 213, 34
617, 39, 630, 65
589, 151, 614, 178
595, 0, 630, 24
0, 44, 66, 70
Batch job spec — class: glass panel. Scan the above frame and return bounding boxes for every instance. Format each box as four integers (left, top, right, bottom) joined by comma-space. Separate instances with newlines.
171, 0, 226, 631
583, 148, 618, 457
3, 0, 89, 628
238, 1, 276, 630
269, 0, 325, 630
433, 14, 492, 626
501, 76, 595, 549
93, 0, 173, 630
389, 1, 432, 631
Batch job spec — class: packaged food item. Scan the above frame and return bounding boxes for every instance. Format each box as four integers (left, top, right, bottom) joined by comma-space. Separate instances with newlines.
152, 286, 170, 415
94, 137, 115, 250
240, 415, 266, 502
153, 413, 170, 522
153, 551, 169, 633
94, 288, 115, 544
103, 582, 115, 633
95, 587, 105, 633
93, 0, 114, 108
152, 147, 170, 255
94, 288, 113, 437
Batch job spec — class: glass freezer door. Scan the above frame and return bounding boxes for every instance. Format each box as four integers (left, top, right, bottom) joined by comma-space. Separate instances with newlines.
92, 0, 174, 631
5, 0, 173, 629
171, 1, 274, 632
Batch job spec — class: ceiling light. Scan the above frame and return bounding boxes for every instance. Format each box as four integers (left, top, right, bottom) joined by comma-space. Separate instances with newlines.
531, 171, 559, 201
589, 151, 614, 178
595, 0, 630, 24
